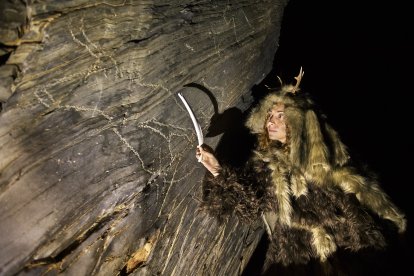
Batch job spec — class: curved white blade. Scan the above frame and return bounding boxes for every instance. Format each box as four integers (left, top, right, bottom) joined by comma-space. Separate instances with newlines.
178, 92, 204, 146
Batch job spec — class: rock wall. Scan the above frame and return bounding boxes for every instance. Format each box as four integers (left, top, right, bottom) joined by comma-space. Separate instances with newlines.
0, 1, 288, 275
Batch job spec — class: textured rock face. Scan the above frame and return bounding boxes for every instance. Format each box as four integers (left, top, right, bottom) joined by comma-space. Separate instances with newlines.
0, 0, 287, 275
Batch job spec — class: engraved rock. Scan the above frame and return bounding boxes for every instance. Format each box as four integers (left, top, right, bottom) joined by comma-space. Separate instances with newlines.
0, 0, 288, 275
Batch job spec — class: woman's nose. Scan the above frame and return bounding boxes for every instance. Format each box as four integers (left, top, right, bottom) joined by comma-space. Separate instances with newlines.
269, 117, 278, 124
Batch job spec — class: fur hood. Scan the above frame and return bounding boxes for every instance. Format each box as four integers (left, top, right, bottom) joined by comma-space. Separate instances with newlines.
245, 73, 350, 185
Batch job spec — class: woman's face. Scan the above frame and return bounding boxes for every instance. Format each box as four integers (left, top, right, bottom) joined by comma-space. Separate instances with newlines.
266, 103, 286, 143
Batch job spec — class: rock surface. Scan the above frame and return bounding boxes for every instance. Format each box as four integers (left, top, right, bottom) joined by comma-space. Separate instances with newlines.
0, 0, 288, 275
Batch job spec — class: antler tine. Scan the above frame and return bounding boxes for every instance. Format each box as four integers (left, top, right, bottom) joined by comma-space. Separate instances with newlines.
292, 66, 304, 94
276, 75, 283, 87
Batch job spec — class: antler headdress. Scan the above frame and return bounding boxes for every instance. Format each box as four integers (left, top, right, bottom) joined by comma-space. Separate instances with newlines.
245, 67, 307, 134
246, 66, 350, 172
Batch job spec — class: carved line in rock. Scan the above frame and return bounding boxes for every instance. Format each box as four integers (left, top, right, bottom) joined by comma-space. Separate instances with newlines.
33, 82, 197, 175
68, 16, 122, 78
29, 69, 205, 265
33, 69, 205, 225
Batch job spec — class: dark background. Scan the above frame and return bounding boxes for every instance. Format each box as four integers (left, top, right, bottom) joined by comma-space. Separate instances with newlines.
243, 0, 413, 275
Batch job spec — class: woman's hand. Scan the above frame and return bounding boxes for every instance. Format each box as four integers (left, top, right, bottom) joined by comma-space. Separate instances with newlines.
196, 144, 222, 177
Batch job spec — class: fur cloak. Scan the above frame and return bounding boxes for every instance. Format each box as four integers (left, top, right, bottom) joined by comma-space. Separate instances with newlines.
201, 78, 406, 266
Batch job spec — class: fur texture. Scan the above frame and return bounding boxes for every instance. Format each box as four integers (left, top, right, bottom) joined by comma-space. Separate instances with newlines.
201, 81, 406, 265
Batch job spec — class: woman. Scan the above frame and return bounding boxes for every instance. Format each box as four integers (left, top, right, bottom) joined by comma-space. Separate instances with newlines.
196, 68, 406, 268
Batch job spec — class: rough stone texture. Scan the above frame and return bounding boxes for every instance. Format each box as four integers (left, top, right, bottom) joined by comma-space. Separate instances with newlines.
0, 0, 288, 275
